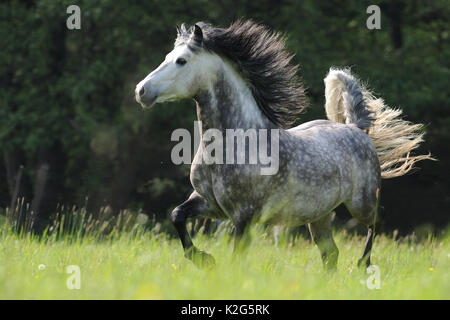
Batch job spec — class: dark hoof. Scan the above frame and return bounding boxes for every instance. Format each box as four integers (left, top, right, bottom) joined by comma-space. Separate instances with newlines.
324, 263, 338, 272
357, 257, 371, 269
322, 253, 338, 272
185, 248, 216, 269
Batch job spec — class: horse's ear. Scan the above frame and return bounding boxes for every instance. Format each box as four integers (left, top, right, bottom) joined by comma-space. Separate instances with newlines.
176, 24, 182, 35
193, 24, 203, 43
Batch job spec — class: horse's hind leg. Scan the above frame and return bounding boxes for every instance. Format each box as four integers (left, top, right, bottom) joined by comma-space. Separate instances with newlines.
308, 213, 339, 271
357, 203, 383, 268
171, 191, 215, 268
346, 188, 381, 268
358, 225, 375, 267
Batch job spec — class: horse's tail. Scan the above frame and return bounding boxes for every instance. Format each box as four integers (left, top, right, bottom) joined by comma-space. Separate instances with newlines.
324, 68, 434, 179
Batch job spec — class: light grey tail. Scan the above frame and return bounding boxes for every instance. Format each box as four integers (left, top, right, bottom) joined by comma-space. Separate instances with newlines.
324, 68, 434, 179
324, 68, 373, 130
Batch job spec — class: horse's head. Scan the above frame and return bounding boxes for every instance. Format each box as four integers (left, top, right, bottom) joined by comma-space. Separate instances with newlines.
135, 24, 218, 108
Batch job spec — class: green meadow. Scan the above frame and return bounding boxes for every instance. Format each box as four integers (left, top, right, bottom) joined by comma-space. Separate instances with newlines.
0, 214, 448, 300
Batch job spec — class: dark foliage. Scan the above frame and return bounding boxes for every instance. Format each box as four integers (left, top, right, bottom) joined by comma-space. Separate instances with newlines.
0, 0, 448, 234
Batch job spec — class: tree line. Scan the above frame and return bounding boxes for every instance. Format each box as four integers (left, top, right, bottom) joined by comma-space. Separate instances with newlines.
1, 0, 448, 233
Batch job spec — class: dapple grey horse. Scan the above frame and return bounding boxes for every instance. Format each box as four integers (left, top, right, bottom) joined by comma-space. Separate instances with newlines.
135, 20, 431, 270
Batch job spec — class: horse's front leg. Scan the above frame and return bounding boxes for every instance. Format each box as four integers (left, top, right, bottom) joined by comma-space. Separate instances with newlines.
308, 213, 339, 271
171, 191, 215, 268
232, 213, 253, 258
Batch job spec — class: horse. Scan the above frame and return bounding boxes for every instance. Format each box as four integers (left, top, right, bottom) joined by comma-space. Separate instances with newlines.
135, 20, 432, 270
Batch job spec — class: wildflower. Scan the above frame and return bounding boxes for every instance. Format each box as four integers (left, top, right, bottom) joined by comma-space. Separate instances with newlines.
135, 284, 163, 299
289, 284, 300, 292
428, 267, 434, 271
171, 264, 177, 270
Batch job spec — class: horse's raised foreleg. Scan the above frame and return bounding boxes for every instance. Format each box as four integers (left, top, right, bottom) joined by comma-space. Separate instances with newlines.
171, 191, 215, 268
308, 213, 339, 271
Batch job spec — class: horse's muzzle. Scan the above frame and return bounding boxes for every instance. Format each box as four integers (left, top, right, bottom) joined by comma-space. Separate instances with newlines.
135, 83, 157, 108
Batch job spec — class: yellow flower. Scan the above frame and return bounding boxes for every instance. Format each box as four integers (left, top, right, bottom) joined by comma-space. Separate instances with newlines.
289, 284, 300, 292
135, 284, 163, 299
34, 275, 40, 279
428, 267, 434, 271
171, 264, 177, 270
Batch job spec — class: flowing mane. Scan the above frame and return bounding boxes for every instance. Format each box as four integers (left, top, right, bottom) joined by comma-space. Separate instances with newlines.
176, 19, 308, 129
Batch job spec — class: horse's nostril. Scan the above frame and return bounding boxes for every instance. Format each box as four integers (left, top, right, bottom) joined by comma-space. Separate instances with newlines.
139, 87, 145, 97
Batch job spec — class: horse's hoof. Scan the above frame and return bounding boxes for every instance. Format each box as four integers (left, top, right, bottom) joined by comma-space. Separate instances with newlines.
185, 248, 216, 269
357, 257, 371, 269
194, 251, 216, 269
324, 264, 338, 273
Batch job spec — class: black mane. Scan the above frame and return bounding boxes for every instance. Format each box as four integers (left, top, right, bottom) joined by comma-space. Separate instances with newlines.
176, 19, 308, 129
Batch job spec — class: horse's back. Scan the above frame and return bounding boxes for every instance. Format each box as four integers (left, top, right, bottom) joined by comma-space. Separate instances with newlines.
287, 119, 333, 132
286, 120, 381, 214
288, 120, 378, 167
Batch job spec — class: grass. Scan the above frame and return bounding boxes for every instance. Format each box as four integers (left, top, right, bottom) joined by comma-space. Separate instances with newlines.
0, 214, 449, 300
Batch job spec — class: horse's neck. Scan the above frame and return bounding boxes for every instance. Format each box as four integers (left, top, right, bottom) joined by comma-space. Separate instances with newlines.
194, 63, 275, 135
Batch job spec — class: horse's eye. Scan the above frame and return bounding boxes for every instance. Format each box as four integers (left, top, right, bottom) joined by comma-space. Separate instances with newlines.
176, 57, 187, 66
